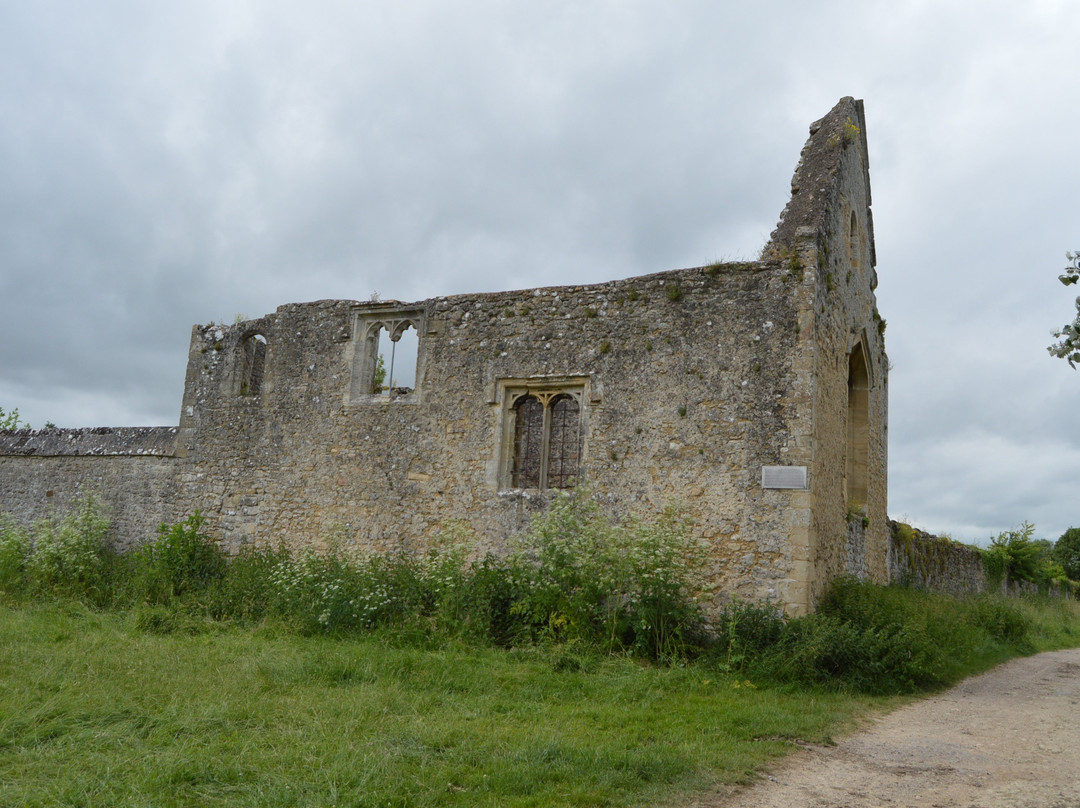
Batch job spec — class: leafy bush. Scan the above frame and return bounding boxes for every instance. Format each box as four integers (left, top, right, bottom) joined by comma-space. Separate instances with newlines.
129, 512, 226, 605
26, 495, 115, 604
1052, 527, 1080, 582
0, 406, 27, 430
713, 600, 785, 673
963, 594, 1031, 645
509, 491, 707, 659
983, 523, 1065, 589
2, 497, 1073, 691
741, 578, 1046, 694
0, 514, 30, 598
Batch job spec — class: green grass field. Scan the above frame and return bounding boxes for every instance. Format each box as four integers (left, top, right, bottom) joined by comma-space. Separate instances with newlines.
0, 602, 889, 808
4, 502, 1080, 806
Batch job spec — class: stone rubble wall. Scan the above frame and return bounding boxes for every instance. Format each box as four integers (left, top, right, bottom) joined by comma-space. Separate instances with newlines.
0, 452, 182, 550
0, 426, 179, 457
887, 520, 986, 597
767, 97, 890, 606
0, 97, 892, 616
169, 264, 811, 610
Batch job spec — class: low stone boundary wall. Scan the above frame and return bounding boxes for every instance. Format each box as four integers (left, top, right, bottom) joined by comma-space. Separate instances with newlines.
0, 427, 178, 457
888, 520, 1076, 599
888, 520, 986, 597
0, 427, 182, 550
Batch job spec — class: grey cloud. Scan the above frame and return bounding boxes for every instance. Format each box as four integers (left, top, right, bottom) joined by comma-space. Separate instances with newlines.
2, 1, 1080, 542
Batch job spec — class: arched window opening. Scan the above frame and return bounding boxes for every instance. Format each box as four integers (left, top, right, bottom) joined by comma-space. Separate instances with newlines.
846, 343, 869, 507
848, 210, 860, 269
509, 390, 581, 490
373, 322, 418, 396
512, 395, 544, 488
239, 334, 267, 396
547, 394, 581, 489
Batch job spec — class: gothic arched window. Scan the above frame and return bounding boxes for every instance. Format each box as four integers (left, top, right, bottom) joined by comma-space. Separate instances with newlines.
507, 388, 583, 490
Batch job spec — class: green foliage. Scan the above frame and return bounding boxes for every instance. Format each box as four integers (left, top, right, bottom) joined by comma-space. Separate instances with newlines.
1048, 250, 1080, 367
26, 495, 115, 604
742, 578, 1043, 694
4, 498, 1080, 696
713, 599, 785, 674
370, 353, 387, 393
665, 282, 684, 302
0, 406, 27, 430
0, 604, 882, 808
130, 512, 227, 605
0, 514, 31, 598
983, 523, 1065, 588
1053, 527, 1080, 581
826, 116, 860, 149
509, 490, 706, 660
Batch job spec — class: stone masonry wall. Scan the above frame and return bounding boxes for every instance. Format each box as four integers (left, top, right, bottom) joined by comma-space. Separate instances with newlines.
169, 262, 810, 610
767, 98, 890, 606
0, 98, 889, 616
888, 520, 986, 597
0, 428, 182, 549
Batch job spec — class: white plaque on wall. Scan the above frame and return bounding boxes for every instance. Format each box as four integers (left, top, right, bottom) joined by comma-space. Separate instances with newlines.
761, 465, 808, 489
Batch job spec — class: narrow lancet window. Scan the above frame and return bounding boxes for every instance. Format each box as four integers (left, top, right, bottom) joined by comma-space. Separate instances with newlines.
239, 334, 267, 396
546, 394, 580, 489
846, 343, 869, 506
512, 395, 544, 488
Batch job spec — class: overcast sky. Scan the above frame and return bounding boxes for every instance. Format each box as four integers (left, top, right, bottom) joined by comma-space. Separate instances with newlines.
1, 1, 1077, 545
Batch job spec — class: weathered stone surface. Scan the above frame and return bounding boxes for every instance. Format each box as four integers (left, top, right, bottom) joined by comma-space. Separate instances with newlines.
887, 520, 986, 597
0, 97, 889, 615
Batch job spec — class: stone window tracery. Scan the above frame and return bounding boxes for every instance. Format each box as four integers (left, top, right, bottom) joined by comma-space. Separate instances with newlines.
503, 384, 584, 490
346, 307, 425, 404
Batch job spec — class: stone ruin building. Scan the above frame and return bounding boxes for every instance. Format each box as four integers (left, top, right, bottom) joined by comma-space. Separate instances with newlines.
0, 97, 888, 615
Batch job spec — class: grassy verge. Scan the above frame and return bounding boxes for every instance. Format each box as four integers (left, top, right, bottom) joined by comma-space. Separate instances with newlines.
0, 602, 888, 808
3, 497, 1080, 805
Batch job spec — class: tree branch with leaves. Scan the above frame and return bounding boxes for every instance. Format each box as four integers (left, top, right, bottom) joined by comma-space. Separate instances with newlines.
1048, 251, 1080, 368
0, 407, 28, 430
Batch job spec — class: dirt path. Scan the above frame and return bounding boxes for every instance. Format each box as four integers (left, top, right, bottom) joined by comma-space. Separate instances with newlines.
687, 648, 1080, 808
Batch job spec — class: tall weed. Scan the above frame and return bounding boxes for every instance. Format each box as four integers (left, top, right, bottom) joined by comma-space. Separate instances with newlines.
26, 495, 115, 604
0, 514, 30, 598
129, 512, 226, 605
510, 490, 707, 659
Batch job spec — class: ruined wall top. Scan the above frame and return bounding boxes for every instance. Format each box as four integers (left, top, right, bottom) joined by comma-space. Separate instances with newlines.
769, 96, 876, 270
0, 427, 179, 457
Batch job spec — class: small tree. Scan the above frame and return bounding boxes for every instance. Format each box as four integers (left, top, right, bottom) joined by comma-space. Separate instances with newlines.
370, 354, 387, 393
983, 523, 1063, 587
1048, 251, 1080, 368
1052, 527, 1080, 582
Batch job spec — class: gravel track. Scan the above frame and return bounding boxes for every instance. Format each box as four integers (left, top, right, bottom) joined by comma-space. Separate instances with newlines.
686, 648, 1080, 808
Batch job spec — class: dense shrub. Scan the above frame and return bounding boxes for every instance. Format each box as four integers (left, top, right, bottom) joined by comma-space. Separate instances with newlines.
983, 523, 1066, 590
26, 496, 116, 604
129, 512, 227, 605
2, 497, 1076, 691
0, 514, 30, 598
509, 491, 707, 659
712, 599, 785, 673
740, 577, 1041, 693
